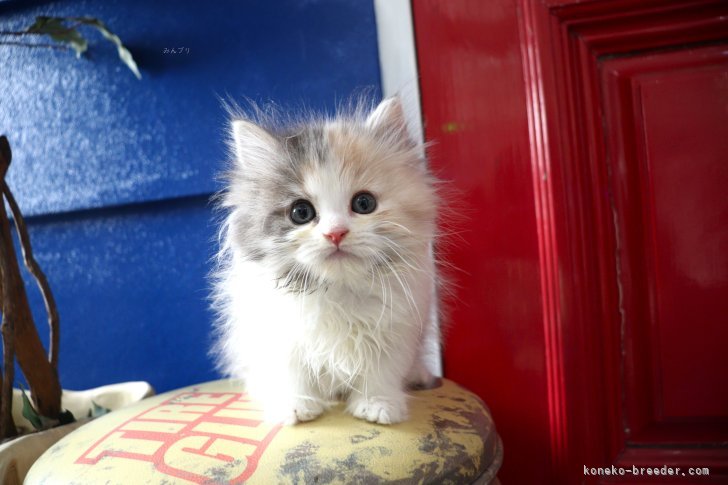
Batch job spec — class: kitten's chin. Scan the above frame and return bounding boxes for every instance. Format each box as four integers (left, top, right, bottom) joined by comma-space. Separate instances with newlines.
306, 249, 371, 284
325, 248, 357, 261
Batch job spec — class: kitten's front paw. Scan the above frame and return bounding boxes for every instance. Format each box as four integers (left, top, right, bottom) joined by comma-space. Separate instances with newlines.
347, 395, 407, 425
264, 397, 325, 425
292, 397, 325, 423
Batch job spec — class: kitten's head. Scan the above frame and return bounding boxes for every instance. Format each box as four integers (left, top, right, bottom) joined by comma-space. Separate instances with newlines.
221, 97, 438, 290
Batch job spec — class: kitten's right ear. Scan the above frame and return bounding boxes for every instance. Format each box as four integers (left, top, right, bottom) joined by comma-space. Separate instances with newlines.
366, 97, 407, 136
366, 96, 417, 149
230, 119, 280, 167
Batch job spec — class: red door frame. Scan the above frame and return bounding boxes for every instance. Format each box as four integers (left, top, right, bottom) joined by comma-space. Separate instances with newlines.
413, 1, 728, 483
520, 1, 728, 480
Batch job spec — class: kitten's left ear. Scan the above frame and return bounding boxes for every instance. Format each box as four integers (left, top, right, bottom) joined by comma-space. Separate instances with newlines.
366, 97, 413, 145
230, 119, 281, 169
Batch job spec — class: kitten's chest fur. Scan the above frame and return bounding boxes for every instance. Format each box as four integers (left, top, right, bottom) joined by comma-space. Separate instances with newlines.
292, 280, 411, 388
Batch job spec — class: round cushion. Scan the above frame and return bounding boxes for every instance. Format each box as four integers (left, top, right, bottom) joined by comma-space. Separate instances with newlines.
26, 378, 502, 484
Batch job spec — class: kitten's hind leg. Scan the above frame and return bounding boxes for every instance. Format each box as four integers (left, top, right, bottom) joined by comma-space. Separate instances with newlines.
406, 359, 438, 390
346, 374, 408, 425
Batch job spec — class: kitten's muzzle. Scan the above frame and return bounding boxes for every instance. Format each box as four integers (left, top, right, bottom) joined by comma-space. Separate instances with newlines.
323, 229, 349, 247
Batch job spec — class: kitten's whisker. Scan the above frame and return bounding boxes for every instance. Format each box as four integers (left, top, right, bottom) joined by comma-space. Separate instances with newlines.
364, 249, 390, 330
382, 254, 395, 327
377, 220, 412, 234
377, 239, 441, 289
376, 263, 390, 330
378, 238, 426, 275
381, 257, 423, 331
363, 248, 391, 319
380, 258, 411, 318
376, 235, 422, 260
436, 229, 468, 238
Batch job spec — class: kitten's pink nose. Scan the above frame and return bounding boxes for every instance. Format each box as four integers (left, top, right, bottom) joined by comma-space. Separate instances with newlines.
324, 229, 349, 247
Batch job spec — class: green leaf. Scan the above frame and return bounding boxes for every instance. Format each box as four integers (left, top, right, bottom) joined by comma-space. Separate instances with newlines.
25, 16, 63, 34
19, 385, 43, 431
38, 414, 59, 429
72, 17, 141, 79
26, 16, 88, 57
89, 400, 111, 418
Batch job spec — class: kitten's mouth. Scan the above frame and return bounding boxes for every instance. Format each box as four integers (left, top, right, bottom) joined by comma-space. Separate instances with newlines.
326, 248, 356, 261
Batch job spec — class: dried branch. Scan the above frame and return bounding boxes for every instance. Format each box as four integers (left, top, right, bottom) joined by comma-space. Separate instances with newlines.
2, 182, 59, 370
0, 40, 71, 51
0, 205, 18, 440
0, 138, 17, 439
0, 137, 61, 421
0, 20, 81, 36
0, 31, 36, 36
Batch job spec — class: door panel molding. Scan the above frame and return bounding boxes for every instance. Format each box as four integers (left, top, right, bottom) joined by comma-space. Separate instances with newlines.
518, 0, 728, 480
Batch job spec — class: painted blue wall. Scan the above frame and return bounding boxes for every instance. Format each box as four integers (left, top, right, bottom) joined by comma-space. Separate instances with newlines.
1, 0, 381, 392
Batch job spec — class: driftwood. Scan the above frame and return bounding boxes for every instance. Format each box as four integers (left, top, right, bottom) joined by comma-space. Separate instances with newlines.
0, 135, 62, 440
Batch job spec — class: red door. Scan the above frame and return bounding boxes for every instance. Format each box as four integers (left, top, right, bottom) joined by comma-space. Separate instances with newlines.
412, 1, 728, 483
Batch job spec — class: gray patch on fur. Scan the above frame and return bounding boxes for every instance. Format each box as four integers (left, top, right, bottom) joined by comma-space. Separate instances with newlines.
222, 122, 337, 268
283, 125, 327, 168
275, 264, 327, 295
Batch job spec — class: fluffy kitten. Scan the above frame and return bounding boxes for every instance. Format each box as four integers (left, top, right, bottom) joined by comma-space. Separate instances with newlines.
212, 97, 439, 425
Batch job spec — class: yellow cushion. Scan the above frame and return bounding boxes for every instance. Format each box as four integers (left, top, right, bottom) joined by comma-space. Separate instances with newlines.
26, 378, 502, 484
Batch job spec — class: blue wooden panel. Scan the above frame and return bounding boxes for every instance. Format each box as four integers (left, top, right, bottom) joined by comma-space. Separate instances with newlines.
1, 0, 382, 393
23, 197, 219, 392
1, 0, 381, 216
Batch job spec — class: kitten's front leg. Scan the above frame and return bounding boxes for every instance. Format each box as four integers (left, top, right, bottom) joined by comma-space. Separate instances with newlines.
248, 366, 326, 425
286, 393, 326, 424
346, 374, 408, 425
263, 393, 326, 426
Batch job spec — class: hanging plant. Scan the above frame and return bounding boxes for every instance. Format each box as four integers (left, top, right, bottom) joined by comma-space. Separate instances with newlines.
0, 15, 141, 79
0, 14, 142, 442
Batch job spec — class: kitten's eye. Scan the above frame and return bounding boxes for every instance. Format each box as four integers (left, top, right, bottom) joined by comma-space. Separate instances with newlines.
351, 191, 377, 215
290, 200, 316, 224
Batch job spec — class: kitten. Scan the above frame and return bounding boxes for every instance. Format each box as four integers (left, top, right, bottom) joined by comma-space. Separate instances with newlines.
211, 96, 440, 425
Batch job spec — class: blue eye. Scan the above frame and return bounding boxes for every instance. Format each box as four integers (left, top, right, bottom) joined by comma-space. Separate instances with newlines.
290, 200, 316, 224
351, 192, 377, 214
